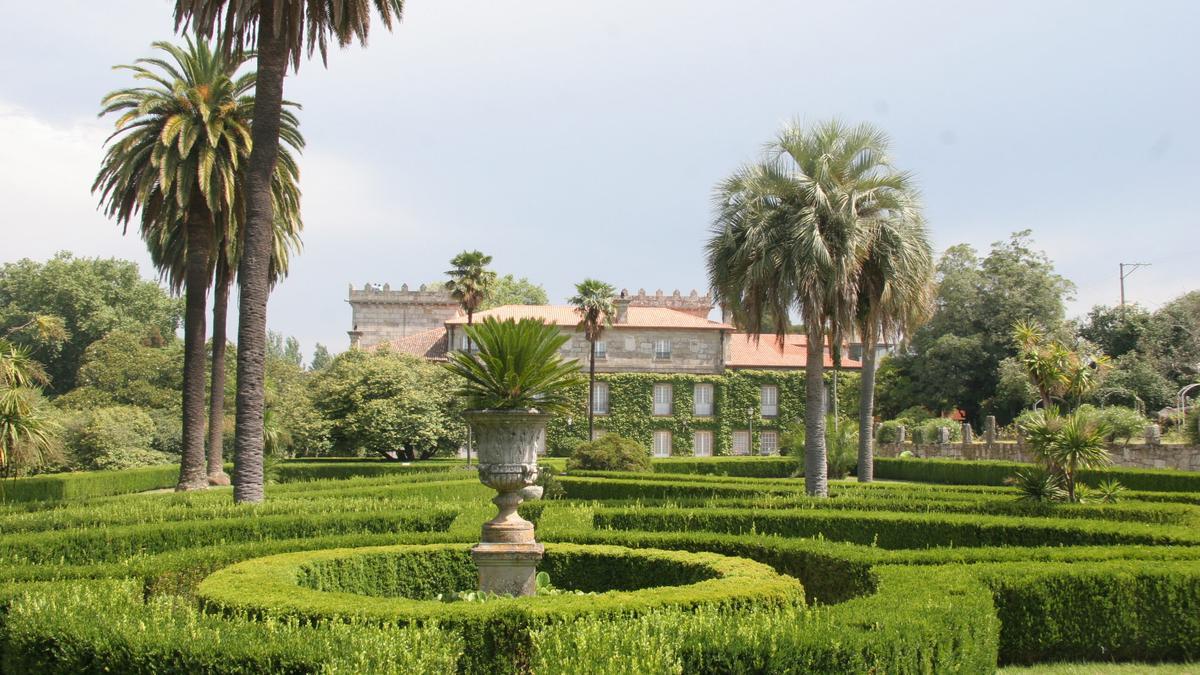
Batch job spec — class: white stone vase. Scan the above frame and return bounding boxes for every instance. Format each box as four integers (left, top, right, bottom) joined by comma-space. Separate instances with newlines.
463, 409, 548, 544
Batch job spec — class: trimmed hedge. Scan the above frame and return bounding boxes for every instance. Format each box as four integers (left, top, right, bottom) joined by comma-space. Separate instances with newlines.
650, 456, 798, 478
0, 580, 463, 674
593, 505, 1200, 548
197, 543, 805, 674
0, 465, 178, 503
977, 560, 1200, 665
874, 457, 1200, 492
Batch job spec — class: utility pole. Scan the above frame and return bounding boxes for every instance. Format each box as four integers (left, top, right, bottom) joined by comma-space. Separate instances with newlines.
1119, 262, 1150, 315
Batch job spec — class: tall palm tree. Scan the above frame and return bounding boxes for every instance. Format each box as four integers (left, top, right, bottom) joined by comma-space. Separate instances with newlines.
175, 0, 405, 505
95, 38, 304, 492
95, 39, 250, 492
0, 340, 58, 479
445, 251, 497, 327
853, 212, 934, 482
570, 279, 616, 438
709, 120, 913, 496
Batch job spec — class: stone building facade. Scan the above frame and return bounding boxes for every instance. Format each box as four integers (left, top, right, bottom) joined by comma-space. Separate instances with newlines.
347, 283, 461, 349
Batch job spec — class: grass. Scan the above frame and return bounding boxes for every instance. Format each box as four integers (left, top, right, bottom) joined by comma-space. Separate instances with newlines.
999, 663, 1199, 674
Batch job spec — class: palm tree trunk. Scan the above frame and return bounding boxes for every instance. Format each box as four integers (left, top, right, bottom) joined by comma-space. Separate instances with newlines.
805, 325, 828, 497
177, 203, 214, 492
588, 339, 596, 438
207, 255, 232, 486
857, 322, 879, 483
233, 7, 286, 504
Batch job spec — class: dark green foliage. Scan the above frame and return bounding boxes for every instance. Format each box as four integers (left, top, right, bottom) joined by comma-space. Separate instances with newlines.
979, 561, 1200, 665
0, 465, 178, 502
875, 457, 1200, 492
566, 435, 651, 472
651, 456, 798, 478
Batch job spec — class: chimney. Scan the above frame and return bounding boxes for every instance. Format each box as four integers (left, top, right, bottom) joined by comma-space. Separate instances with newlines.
615, 289, 630, 324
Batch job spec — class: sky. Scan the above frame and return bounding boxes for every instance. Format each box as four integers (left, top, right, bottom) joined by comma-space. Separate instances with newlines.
1, 0, 1197, 363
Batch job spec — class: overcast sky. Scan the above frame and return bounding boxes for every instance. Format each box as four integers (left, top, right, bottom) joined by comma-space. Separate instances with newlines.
2, 0, 1197, 362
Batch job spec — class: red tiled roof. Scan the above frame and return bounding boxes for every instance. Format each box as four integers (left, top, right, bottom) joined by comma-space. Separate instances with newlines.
446, 305, 733, 330
387, 327, 449, 360
727, 332, 863, 370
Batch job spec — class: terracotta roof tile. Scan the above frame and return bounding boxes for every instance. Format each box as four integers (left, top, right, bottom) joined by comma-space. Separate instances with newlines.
727, 332, 862, 370
446, 305, 733, 330
386, 327, 449, 360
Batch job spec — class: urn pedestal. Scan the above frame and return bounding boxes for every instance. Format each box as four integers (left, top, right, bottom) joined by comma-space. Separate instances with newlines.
464, 410, 547, 596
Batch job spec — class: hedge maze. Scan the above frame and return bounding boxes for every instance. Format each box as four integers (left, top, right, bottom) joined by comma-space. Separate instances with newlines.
1, 457, 1198, 673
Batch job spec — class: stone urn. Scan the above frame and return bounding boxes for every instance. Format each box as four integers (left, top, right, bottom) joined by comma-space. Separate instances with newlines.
464, 409, 548, 596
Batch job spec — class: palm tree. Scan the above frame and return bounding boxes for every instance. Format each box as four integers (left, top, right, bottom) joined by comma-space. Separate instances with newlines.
0, 340, 59, 479
708, 120, 913, 497
95, 39, 255, 492
174, 0, 405, 504
95, 39, 304, 492
853, 212, 934, 482
570, 279, 616, 438
445, 251, 497, 327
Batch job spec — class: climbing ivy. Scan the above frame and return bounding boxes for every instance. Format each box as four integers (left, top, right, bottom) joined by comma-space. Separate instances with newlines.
546, 370, 860, 457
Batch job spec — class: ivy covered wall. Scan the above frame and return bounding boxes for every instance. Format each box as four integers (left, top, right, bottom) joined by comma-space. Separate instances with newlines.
545, 369, 861, 456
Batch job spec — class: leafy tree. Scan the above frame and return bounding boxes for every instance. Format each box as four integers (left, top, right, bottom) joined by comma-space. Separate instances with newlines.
1012, 320, 1107, 410
67, 405, 169, 471
1094, 353, 1175, 412
482, 275, 548, 309
55, 329, 185, 412
709, 120, 913, 497
1139, 291, 1200, 388
176, 0, 406, 501
882, 231, 1075, 424
569, 279, 616, 438
309, 343, 333, 371
445, 251, 497, 326
1077, 304, 1151, 359
268, 332, 304, 368
0, 254, 180, 393
309, 348, 464, 459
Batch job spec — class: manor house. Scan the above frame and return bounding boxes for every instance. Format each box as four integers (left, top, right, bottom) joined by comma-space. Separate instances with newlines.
347, 283, 860, 456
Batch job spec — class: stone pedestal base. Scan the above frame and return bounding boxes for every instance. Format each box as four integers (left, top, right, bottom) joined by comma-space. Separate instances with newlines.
471, 542, 544, 597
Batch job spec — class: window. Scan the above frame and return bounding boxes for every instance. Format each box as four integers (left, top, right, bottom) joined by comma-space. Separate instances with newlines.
760, 385, 779, 417
760, 430, 778, 455
693, 430, 713, 457
732, 430, 750, 456
693, 383, 714, 416
654, 339, 672, 360
653, 430, 672, 457
653, 383, 672, 415
592, 382, 609, 414
594, 340, 607, 359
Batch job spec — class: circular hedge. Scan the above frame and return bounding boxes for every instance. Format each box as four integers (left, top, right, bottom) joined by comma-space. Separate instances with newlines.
197, 542, 804, 672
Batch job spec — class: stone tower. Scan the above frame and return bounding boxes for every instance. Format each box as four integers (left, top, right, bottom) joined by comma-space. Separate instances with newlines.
621, 288, 714, 319
347, 283, 460, 349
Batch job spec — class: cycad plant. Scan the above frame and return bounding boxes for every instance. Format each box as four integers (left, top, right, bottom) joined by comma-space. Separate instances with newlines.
445, 318, 582, 414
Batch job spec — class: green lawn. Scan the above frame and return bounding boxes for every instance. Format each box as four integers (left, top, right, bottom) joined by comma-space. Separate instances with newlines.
1000, 663, 1199, 674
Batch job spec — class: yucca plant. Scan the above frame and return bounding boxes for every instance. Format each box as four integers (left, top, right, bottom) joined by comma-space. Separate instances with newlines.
1006, 466, 1067, 503
1093, 478, 1127, 504
444, 318, 582, 414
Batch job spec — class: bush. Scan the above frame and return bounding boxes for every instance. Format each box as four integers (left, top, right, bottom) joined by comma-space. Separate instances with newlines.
877, 419, 905, 443
895, 406, 935, 425
650, 456, 797, 478
567, 435, 651, 472
0, 465, 178, 503
1187, 407, 1200, 445
69, 405, 171, 471
913, 417, 962, 444
548, 435, 584, 458
1084, 405, 1147, 445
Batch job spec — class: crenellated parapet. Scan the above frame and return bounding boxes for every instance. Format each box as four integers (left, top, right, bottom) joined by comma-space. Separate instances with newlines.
347, 283, 460, 349
620, 288, 714, 319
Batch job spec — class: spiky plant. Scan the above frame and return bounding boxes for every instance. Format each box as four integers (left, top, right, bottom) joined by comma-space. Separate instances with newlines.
444, 318, 582, 414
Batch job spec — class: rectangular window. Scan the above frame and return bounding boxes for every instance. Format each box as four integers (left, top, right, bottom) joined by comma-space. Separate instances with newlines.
760, 430, 778, 455
653, 430, 672, 458
760, 385, 779, 417
653, 383, 673, 415
732, 430, 750, 456
592, 382, 609, 414
654, 339, 672, 360
594, 340, 607, 359
693, 383, 714, 416
693, 430, 713, 457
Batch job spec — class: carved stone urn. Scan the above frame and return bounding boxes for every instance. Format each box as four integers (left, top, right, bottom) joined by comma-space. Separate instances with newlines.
464, 409, 548, 596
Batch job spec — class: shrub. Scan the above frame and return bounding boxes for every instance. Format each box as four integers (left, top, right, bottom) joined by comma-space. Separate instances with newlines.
913, 417, 961, 444
874, 457, 1200, 493
69, 405, 170, 471
788, 417, 857, 478
650, 457, 796, 478
1082, 405, 1147, 445
0, 465, 178, 503
548, 435, 584, 458
1187, 407, 1200, 445
567, 435, 651, 472
877, 419, 905, 443
895, 406, 935, 425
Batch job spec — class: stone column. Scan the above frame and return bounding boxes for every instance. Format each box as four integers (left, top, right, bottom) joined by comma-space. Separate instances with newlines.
1144, 424, 1162, 447
961, 423, 974, 445
896, 424, 907, 445
937, 426, 951, 457
984, 416, 997, 445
